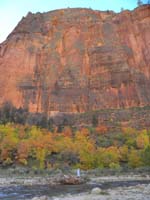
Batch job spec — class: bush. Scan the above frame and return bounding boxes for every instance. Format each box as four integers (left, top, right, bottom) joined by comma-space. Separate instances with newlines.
109, 162, 121, 170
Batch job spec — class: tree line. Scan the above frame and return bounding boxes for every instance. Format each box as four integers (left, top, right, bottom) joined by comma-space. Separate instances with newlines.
0, 123, 150, 170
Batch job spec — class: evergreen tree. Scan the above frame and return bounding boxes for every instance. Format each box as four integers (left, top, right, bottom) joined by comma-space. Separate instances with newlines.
137, 0, 143, 6
120, 7, 124, 12
92, 114, 98, 127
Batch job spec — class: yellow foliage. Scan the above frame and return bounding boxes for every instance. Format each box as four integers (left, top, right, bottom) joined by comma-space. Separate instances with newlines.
18, 158, 28, 165
136, 131, 149, 149
96, 147, 120, 168
122, 127, 137, 136
119, 145, 129, 162
128, 149, 143, 168
36, 148, 46, 169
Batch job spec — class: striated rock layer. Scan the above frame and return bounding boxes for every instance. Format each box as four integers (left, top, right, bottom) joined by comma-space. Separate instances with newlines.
0, 5, 150, 115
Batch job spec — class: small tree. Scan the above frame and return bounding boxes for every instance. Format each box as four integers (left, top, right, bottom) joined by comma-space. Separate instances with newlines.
137, 0, 143, 6
142, 145, 150, 166
120, 7, 124, 12
92, 114, 98, 127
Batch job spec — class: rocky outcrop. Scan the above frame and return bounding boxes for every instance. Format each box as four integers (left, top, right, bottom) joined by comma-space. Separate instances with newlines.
0, 5, 150, 115
57, 175, 86, 185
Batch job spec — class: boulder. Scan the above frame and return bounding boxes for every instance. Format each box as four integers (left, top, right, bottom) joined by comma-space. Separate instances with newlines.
144, 184, 150, 194
91, 187, 102, 195
32, 196, 49, 200
39, 196, 49, 200
31, 197, 40, 200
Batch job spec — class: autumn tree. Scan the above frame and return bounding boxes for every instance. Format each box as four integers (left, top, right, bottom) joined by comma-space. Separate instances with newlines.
95, 125, 108, 134
119, 145, 129, 162
136, 130, 149, 149
31, 133, 55, 169
128, 149, 142, 168
122, 127, 137, 148
74, 130, 96, 169
0, 134, 18, 164
62, 126, 72, 138
17, 140, 31, 165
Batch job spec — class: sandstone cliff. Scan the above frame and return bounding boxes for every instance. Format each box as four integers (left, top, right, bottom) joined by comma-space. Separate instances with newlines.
0, 5, 150, 115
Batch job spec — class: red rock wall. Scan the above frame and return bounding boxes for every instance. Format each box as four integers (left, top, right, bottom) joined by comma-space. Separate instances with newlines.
0, 5, 150, 115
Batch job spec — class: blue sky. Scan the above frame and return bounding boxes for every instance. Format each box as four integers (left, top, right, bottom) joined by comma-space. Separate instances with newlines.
0, 0, 148, 43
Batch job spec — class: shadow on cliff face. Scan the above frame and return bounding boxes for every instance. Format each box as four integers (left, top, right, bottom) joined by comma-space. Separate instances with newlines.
0, 101, 74, 131
1, 101, 150, 132
0, 102, 53, 129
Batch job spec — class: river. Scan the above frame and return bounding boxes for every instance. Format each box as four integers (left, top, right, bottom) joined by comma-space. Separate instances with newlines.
0, 179, 150, 200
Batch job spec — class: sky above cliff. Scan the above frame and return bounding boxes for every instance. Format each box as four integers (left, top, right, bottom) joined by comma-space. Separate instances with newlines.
0, 0, 148, 43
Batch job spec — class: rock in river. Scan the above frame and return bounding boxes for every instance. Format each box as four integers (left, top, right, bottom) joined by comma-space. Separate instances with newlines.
91, 187, 102, 194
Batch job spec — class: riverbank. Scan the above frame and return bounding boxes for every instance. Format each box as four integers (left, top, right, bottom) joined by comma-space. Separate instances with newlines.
1, 167, 150, 187
1, 174, 150, 187
1, 168, 150, 199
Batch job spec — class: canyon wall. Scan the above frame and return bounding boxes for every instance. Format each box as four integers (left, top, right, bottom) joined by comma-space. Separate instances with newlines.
0, 5, 150, 115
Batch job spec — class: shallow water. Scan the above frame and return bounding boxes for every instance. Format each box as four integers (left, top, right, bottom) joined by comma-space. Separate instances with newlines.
0, 184, 94, 200
0, 180, 150, 200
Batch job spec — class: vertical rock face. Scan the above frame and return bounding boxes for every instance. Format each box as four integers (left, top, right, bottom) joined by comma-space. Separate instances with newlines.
0, 5, 150, 115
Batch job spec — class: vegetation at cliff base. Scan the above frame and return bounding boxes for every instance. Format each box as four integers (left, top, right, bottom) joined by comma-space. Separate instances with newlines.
0, 123, 150, 170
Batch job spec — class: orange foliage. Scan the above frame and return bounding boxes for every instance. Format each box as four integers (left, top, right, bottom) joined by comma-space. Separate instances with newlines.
80, 128, 90, 137
95, 125, 108, 134
62, 127, 72, 137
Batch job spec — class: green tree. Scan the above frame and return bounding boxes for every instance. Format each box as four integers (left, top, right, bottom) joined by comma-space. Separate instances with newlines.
142, 145, 150, 166
120, 7, 124, 12
137, 0, 143, 6
92, 114, 98, 127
